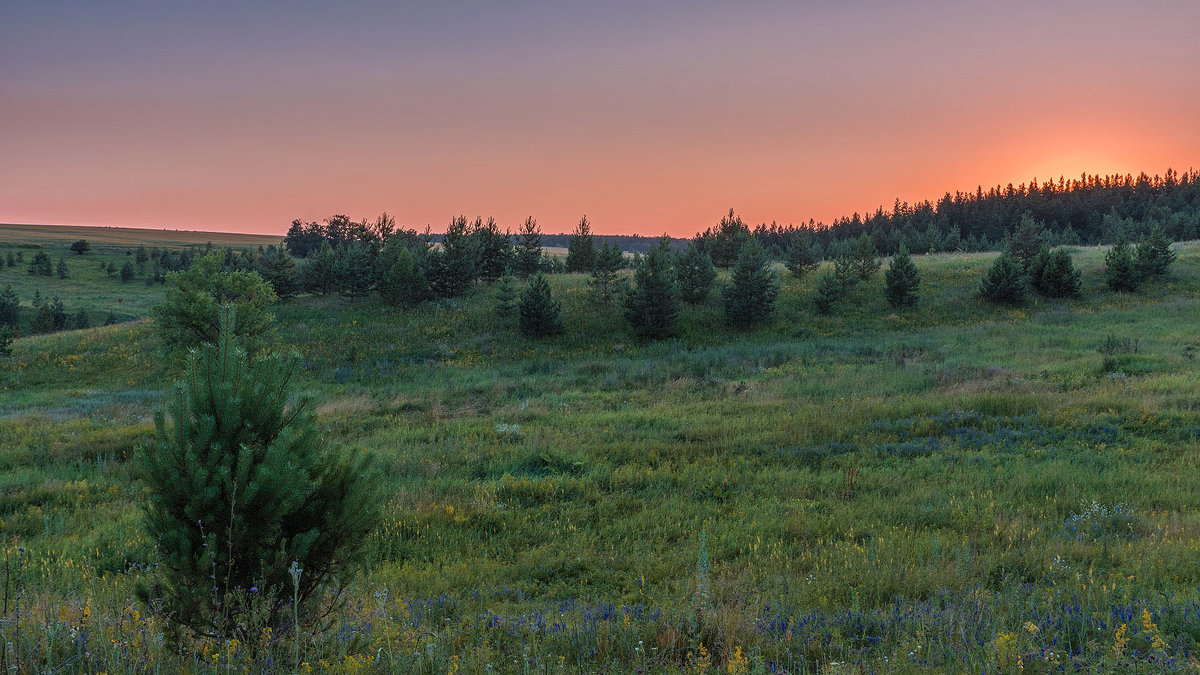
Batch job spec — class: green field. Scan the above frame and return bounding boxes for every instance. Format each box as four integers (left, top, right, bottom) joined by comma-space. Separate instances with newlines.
3, 227, 1200, 672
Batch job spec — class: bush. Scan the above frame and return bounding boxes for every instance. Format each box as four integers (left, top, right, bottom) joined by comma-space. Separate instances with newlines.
519, 273, 564, 337
120, 261, 135, 283
979, 251, 1027, 304
255, 245, 300, 299
70, 239, 91, 255
723, 238, 779, 327
150, 252, 277, 353
137, 306, 381, 637
883, 246, 920, 307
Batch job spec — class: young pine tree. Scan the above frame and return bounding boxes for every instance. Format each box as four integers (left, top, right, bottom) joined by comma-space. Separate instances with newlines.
589, 243, 625, 306
151, 252, 277, 353
624, 243, 681, 338
379, 247, 430, 308
302, 241, 339, 295
518, 273, 564, 337
980, 251, 1028, 304
1136, 225, 1175, 279
565, 215, 597, 273
0, 326, 12, 357
57, 257, 69, 279
1006, 212, 1048, 269
137, 306, 381, 637
120, 261, 135, 283
675, 243, 717, 304
1031, 248, 1081, 298
883, 246, 920, 307
74, 308, 90, 329
472, 217, 512, 283
494, 272, 519, 319
812, 269, 844, 314
28, 251, 53, 276
334, 242, 376, 298
850, 233, 882, 280
723, 239, 779, 328
430, 215, 478, 296
515, 217, 543, 278
255, 245, 300, 300
785, 236, 820, 279
1105, 239, 1140, 292
0, 285, 18, 327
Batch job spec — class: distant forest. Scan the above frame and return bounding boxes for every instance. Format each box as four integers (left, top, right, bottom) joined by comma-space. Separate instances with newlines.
753, 168, 1200, 258
286, 169, 1200, 262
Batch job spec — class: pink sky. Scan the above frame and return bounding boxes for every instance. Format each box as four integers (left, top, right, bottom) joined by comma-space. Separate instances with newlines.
2, 1, 1198, 236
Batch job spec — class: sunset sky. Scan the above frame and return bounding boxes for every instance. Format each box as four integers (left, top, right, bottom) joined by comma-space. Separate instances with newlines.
3, 1, 1199, 237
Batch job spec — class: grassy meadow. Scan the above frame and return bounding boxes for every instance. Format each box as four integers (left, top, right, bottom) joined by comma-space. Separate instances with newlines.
4, 227, 1200, 672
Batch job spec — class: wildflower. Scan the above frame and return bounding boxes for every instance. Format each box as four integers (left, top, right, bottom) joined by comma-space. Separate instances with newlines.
1023, 621, 1038, 634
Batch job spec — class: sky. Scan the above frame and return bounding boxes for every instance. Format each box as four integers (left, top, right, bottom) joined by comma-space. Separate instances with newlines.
2, 1, 1199, 237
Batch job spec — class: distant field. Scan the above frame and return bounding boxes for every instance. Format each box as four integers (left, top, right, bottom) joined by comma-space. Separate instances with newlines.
5, 236, 1200, 672
0, 222, 281, 249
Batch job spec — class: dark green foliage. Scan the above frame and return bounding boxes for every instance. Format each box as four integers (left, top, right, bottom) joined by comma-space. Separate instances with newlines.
379, 247, 429, 308
1105, 240, 1140, 292
0, 326, 12, 357
883, 246, 920, 307
515, 217, 543, 278
6, 251, 14, 267
518, 273, 564, 337
473, 217, 512, 283
32, 290, 43, 308
104, 311, 118, 326
833, 256, 858, 290
979, 251, 1027, 304
28, 251, 52, 276
302, 241, 339, 295
0, 285, 18, 327
70, 239, 90, 255
1030, 248, 1081, 298
566, 215, 596, 273
624, 243, 680, 338
1136, 225, 1176, 278
1007, 212, 1047, 269
56, 257, 69, 279
335, 242, 375, 298
32, 297, 67, 333
723, 239, 779, 327
697, 209, 753, 267
812, 269, 844, 314
150, 252, 277, 353
851, 233, 881, 280
428, 216, 478, 297
785, 236, 820, 279
74, 308, 90, 330
494, 273, 519, 319
120, 261, 135, 283
255, 245, 299, 299
675, 243, 716, 304
589, 243, 625, 306
137, 307, 381, 637
136, 245, 149, 270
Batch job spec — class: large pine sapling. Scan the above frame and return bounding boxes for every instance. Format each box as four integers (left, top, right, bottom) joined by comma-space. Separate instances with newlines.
1136, 226, 1175, 279
518, 273, 564, 337
675, 243, 717, 304
980, 251, 1028, 304
883, 246, 920, 307
1105, 240, 1140, 292
624, 242, 680, 338
723, 238, 779, 327
137, 306, 381, 638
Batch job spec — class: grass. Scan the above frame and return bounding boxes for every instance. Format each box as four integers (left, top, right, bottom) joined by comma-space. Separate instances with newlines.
3, 232, 1200, 672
